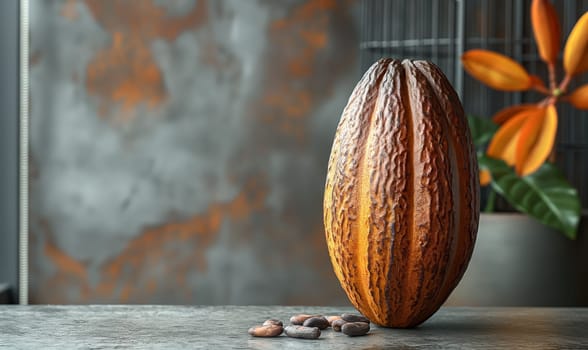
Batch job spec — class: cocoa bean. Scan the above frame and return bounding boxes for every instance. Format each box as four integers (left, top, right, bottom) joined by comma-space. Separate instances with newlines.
289, 314, 321, 325
262, 319, 283, 327
341, 313, 370, 323
326, 315, 342, 325
332, 318, 347, 332
284, 325, 321, 339
302, 316, 329, 330
248, 324, 283, 337
341, 322, 370, 337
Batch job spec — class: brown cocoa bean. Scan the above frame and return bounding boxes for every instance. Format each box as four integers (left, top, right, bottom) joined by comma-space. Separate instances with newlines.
326, 315, 342, 325
341, 322, 370, 337
262, 319, 283, 327
289, 314, 321, 325
341, 313, 370, 323
248, 325, 283, 337
284, 325, 321, 339
302, 316, 329, 330
332, 319, 347, 332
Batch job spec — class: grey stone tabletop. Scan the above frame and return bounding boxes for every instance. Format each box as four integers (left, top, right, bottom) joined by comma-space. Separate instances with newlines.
0, 305, 587, 349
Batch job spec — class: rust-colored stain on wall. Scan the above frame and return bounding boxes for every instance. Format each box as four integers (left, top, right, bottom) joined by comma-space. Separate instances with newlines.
31, 0, 359, 305
258, 0, 356, 142
34, 177, 268, 304
84, 0, 207, 120
61, 0, 80, 21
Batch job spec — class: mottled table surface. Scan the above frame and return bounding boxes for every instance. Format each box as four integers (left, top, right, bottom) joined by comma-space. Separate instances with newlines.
1, 305, 587, 349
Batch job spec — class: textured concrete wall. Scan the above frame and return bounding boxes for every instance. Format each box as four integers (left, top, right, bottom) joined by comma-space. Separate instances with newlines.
30, 0, 360, 304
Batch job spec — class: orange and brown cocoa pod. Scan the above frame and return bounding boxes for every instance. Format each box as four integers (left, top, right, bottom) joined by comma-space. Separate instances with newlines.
324, 59, 479, 328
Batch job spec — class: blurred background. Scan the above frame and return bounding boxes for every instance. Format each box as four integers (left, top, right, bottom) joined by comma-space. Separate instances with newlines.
1, 0, 587, 306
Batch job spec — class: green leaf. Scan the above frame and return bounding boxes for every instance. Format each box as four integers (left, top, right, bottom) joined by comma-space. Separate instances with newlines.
467, 115, 498, 147
478, 155, 511, 178
480, 155, 581, 239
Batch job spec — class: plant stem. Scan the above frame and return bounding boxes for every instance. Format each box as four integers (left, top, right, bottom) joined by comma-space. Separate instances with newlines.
538, 96, 556, 107
533, 85, 551, 95
558, 74, 572, 93
484, 187, 497, 213
548, 63, 557, 91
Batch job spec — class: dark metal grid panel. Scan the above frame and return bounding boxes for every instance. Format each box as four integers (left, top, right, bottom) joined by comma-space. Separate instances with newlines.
360, 0, 588, 208
0, 0, 19, 304
559, 0, 588, 212
360, 0, 459, 84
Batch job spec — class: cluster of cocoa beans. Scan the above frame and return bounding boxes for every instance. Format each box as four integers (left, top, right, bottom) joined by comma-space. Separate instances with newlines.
248, 312, 370, 339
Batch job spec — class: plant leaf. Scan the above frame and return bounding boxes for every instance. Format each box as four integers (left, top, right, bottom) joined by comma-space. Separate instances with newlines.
479, 168, 492, 186
563, 11, 588, 76
467, 115, 498, 147
531, 0, 561, 64
462, 50, 532, 91
480, 156, 581, 239
478, 155, 513, 180
492, 104, 539, 125
487, 109, 535, 166
515, 105, 557, 176
530, 75, 548, 91
567, 83, 588, 109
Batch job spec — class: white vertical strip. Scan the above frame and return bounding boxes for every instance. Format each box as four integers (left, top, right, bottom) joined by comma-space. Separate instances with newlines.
454, 0, 465, 99
19, 0, 29, 305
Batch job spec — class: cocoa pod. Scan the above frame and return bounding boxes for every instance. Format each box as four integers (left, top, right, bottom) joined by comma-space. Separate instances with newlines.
324, 59, 479, 328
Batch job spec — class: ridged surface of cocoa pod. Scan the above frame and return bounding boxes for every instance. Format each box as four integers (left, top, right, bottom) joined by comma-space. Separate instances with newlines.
324, 59, 479, 328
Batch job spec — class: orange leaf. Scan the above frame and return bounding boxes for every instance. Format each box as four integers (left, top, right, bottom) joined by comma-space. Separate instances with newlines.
492, 104, 539, 125
530, 75, 548, 90
567, 84, 588, 109
515, 105, 558, 176
531, 0, 561, 64
479, 169, 492, 186
487, 110, 534, 165
462, 50, 532, 91
563, 11, 588, 76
